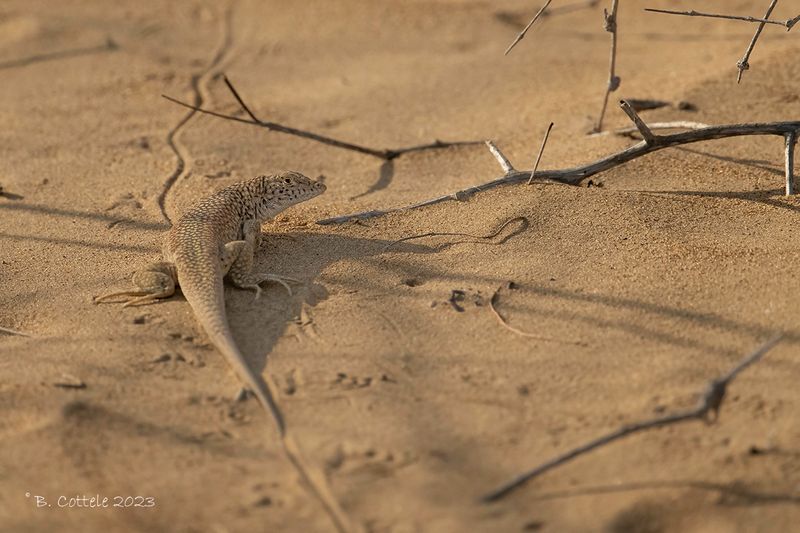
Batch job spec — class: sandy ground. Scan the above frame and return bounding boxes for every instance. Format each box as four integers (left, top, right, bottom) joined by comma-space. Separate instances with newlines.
2, 1, 800, 532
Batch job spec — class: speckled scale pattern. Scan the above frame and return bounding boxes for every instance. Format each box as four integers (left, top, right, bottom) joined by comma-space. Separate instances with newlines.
164, 171, 325, 342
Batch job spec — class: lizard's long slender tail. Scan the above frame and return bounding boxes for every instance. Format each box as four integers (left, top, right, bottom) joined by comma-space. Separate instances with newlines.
181, 280, 355, 533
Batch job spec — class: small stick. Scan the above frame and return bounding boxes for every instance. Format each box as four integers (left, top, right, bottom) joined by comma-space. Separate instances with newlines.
785, 132, 796, 195
481, 334, 783, 503
737, 0, 780, 83
504, 0, 554, 56
594, 0, 621, 133
163, 76, 481, 161
644, 7, 792, 29
619, 100, 657, 145
588, 121, 710, 138
52, 374, 86, 389
0, 325, 33, 337
381, 216, 528, 253
222, 75, 260, 123
490, 283, 585, 346
528, 122, 554, 185
485, 141, 515, 174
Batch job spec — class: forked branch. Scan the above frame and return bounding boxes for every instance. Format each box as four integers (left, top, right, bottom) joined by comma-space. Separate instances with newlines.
737, 0, 781, 83
481, 334, 783, 503
162, 75, 481, 161
645, 1, 797, 83
318, 101, 800, 224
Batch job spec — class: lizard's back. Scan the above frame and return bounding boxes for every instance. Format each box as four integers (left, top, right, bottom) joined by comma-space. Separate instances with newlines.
165, 185, 248, 341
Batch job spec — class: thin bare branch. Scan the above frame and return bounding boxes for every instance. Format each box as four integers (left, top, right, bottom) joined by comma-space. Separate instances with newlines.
644, 7, 792, 29
481, 334, 783, 503
485, 140, 515, 174
786, 132, 796, 195
594, 0, 621, 132
0, 325, 34, 337
162, 76, 481, 161
318, 106, 800, 225
528, 122, 554, 185
738, 0, 780, 83
490, 282, 586, 345
619, 100, 656, 144
222, 74, 260, 122
505, 0, 554, 56
588, 121, 711, 138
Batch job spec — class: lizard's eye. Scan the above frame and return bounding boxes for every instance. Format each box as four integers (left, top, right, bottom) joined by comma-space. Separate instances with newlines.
284, 178, 291, 184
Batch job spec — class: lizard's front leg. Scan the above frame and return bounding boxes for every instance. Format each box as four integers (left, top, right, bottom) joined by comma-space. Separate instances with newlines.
225, 220, 299, 299
94, 261, 177, 307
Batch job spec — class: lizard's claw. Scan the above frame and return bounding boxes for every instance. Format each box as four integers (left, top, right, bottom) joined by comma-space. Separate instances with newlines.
93, 288, 172, 307
236, 273, 300, 297
93, 289, 146, 305
263, 274, 300, 296
269, 277, 293, 297
252, 285, 263, 301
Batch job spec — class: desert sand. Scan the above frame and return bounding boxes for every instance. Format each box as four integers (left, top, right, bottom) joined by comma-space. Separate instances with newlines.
2, 1, 800, 532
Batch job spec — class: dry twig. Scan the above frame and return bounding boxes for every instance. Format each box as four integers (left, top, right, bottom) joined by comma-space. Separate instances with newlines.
645, 2, 797, 82
162, 76, 481, 161
490, 282, 585, 345
481, 334, 783, 503
381, 216, 528, 253
485, 140, 516, 173
52, 374, 86, 389
528, 122, 554, 185
737, 0, 780, 83
588, 121, 710, 138
644, 7, 796, 29
318, 101, 800, 225
0, 325, 33, 337
786, 131, 797, 195
505, 0, 554, 56
594, 0, 620, 132
504, 1, 601, 56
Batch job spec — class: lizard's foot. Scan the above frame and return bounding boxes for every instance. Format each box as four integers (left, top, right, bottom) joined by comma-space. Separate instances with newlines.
231, 273, 300, 298
94, 263, 176, 307
257, 273, 300, 296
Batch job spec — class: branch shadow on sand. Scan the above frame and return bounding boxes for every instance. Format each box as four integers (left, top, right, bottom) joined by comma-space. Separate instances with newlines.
0, 38, 118, 70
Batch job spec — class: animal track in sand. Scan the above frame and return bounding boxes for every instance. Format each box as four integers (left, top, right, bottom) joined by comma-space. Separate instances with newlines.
157, 5, 234, 224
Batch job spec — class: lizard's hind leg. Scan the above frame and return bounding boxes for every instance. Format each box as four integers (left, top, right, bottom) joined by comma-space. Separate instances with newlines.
225, 221, 299, 299
94, 262, 177, 307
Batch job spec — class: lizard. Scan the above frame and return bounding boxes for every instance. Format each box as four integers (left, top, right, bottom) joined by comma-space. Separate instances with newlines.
95, 171, 354, 533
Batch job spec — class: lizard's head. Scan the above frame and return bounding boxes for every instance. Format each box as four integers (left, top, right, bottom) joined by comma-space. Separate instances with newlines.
253, 171, 326, 217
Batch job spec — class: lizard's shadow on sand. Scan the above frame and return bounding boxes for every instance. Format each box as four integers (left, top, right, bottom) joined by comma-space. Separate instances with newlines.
211, 231, 433, 385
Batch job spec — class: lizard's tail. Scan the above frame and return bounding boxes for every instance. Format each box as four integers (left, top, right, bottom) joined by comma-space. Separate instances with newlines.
181, 281, 355, 533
